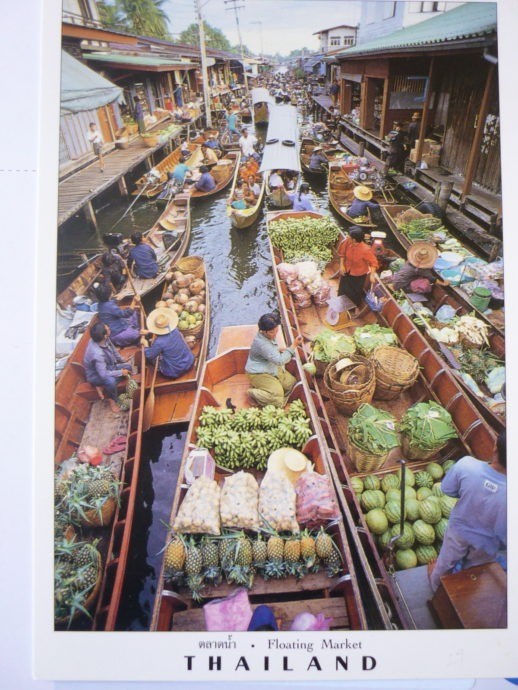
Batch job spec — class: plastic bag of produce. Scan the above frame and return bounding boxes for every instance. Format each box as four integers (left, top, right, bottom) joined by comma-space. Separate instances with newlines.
288, 279, 306, 296
259, 471, 300, 532
293, 290, 313, 309
277, 262, 299, 284
312, 282, 331, 306
173, 476, 221, 535
220, 471, 260, 530
294, 261, 320, 286
204, 588, 253, 631
295, 472, 340, 527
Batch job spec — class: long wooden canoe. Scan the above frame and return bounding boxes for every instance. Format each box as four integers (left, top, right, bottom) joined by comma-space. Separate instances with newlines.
220, 128, 241, 151
300, 137, 344, 176
55, 312, 146, 631
115, 193, 191, 302
380, 203, 505, 337
133, 142, 203, 198
190, 151, 240, 200
267, 210, 498, 629
226, 159, 266, 229
150, 328, 370, 632
328, 165, 377, 228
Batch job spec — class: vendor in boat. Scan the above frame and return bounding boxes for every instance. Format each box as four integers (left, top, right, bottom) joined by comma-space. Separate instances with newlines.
289, 183, 316, 212
225, 109, 239, 137
384, 242, 449, 293
239, 128, 260, 162
229, 179, 249, 209
95, 283, 140, 347
347, 185, 379, 219
194, 165, 217, 193
100, 251, 125, 292
428, 430, 507, 592
245, 312, 303, 408
141, 308, 195, 379
337, 226, 379, 312
308, 146, 328, 172
171, 155, 193, 187
84, 322, 131, 415
128, 232, 159, 279
201, 142, 219, 167
205, 133, 221, 151
247, 174, 261, 199
269, 170, 285, 191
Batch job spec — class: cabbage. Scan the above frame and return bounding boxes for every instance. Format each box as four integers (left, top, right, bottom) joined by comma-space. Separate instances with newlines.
312, 328, 355, 362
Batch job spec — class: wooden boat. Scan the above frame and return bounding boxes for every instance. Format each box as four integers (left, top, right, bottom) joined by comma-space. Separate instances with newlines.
328, 165, 376, 228
300, 137, 344, 176
190, 151, 240, 200
151, 326, 371, 632
226, 160, 266, 229
145, 256, 211, 427
251, 87, 272, 126
268, 210, 499, 629
116, 193, 191, 302
132, 142, 203, 198
260, 103, 301, 208
380, 204, 505, 337
219, 128, 241, 151
54, 311, 146, 631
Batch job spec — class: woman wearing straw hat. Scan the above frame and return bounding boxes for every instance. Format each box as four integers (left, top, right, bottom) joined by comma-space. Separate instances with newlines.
385, 242, 449, 292
245, 313, 303, 408
141, 308, 194, 379
347, 185, 379, 219
308, 146, 328, 173
337, 226, 379, 313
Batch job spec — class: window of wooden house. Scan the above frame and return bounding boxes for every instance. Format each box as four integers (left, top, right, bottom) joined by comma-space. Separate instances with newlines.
383, 1, 396, 19
330, 36, 341, 46
343, 37, 354, 47
389, 75, 427, 109
410, 2, 442, 12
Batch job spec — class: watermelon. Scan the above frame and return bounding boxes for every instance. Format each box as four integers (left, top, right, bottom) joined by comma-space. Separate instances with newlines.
440, 494, 458, 518
385, 500, 405, 524
442, 460, 456, 474
377, 529, 393, 551
390, 521, 415, 549
381, 473, 400, 493
425, 462, 444, 481
397, 466, 415, 487
363, 475, 381, 491
415, 544, 438, 565
418, 497, 442, 525
351, 476, 364, 494
415, 471, 434, 489
434, 517, 449, 541
395, 548, 418, 570
405, 498, 421, 522
385, 488, 402, 504
361, 489, 386, 512
432, 482, 444, 497
413, 519, 436, 545
416, 486, 433, 501
365, 508, 389, 535
402, 486, 417, 501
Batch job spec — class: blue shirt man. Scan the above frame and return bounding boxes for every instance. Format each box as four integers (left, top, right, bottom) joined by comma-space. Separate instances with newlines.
171, 162, 190, 184
144, 308, 195, 379
347, 198, 379, 218
98, 301, 134, 337
226, 112, 238, 133
194, 168, 216, 193
128, 232, 158, 278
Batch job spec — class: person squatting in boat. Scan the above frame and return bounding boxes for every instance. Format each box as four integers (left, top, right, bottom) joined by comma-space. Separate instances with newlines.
141, 308, 194, 379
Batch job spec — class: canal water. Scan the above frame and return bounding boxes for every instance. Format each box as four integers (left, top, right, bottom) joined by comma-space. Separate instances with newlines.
57, 119, 401, 630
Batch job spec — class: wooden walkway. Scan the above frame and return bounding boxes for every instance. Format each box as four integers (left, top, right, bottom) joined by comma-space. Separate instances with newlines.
57, 123, 185, 228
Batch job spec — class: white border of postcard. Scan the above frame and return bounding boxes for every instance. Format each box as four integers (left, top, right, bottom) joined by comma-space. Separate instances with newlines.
34, 0, 518, 681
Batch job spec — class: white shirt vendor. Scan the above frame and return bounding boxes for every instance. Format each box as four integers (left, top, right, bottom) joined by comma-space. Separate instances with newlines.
239, 133, 258, 157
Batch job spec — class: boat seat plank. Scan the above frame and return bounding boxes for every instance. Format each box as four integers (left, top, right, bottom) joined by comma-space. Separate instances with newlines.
172, 596, 348, 632
194, 571, 340, 600
152, 390, 195, 426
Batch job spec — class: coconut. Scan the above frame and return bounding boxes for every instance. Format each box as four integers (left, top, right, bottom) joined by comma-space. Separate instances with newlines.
165, 271, 174, 282
197, 304, 206, 314
175, 293, 189, 305
189, 279, 205, 295
163, 290, 173, 300
155, 300, 167, 309
176, 276, 191, 289
172, 271, 184, 282
177, 288, 191, 298
171, 303, 183, 314
185, 300, 199, 314
190, 294, 204, 305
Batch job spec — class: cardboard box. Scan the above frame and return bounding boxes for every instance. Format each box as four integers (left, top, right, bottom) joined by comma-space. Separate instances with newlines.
422, 153, 440, 167
409, 148, 417, 163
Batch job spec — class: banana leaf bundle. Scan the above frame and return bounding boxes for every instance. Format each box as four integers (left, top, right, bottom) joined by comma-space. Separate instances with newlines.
348, 404, 400, 455
400, 401, 458, 451
312, 329, 356, 362
353, 324, 398, 355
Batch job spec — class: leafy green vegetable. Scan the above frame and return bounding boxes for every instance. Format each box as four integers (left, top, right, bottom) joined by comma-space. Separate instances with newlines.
268, 217, 340, 267
348, 404, 400, 455
400, 402, 457, 451
312, 329, 356, 362
458, 348, 504, 384
353, 324, 398, 355
397, 217, 444, 242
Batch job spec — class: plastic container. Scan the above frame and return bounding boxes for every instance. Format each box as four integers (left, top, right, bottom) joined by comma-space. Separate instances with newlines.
470, 286, 491, 312
184, 448, 215, 484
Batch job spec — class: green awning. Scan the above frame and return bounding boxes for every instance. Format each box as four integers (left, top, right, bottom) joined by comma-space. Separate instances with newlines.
85, 52, 197, 70
333, 2, 497, 59
61, 50, 122, 114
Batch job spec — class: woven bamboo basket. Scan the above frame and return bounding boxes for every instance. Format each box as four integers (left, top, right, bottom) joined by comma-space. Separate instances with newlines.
142, 134, 160, 148
401, 435, 446, 461
372, 346, 419, 400
55, 550, 102, 627
323, 354, 375, 415
348, 439, 390, 473
179, 315, 204, 338
175, 256, 204, 279
80, 496, 117, 527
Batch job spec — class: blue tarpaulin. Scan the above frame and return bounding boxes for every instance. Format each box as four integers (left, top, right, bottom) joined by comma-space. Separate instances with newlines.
60, 50, 122, 114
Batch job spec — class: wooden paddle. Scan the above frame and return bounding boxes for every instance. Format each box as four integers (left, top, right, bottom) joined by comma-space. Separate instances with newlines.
142, 355, 160, 432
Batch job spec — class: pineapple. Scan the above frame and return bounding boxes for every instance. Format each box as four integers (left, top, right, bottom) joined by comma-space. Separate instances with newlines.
164, 537, 186, 577
186, 574, 205, 602
315, 528, 333, 559
126, 376, 138, 396
324, 550, 343, 577
184, 542, 203, 577
73, 544, 94, 568
264, 535, 285, 580
252, 536, 268, 568
300, 529, 316, 568
235, 537, 253, 567
219, 535, 237, 574
86, 479, 111, 500
227, 536, 254, 588
284, 536, 304, 578
201, 539, 220, 584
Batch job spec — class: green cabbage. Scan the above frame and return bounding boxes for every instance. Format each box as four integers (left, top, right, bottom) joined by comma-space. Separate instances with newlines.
312, 329, 356, 362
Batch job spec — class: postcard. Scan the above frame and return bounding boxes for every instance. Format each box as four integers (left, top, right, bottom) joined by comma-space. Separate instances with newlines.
32, 0, 517, 684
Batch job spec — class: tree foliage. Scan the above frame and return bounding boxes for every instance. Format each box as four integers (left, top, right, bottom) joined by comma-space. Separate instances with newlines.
179, 22, 234, 52
98, 0, 170, 39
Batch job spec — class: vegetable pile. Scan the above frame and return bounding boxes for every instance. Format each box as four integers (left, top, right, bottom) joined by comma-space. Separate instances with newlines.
195, 401, 312, 471
312, 328, 356, 362
162, 267, 206, 336
400, 401, 458, 452
353, 324, 398, 355
348, 404, 400, 455
268, 216, 340, 268
396, 216, 444, 242
295, 473, 340, 527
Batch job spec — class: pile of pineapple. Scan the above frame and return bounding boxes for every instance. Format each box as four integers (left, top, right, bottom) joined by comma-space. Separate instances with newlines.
163, 527, 343, 602
55, 463, 122, 528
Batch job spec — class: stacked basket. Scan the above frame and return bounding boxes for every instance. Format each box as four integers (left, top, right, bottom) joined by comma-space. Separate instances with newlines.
371, 346, 419, 401
323, 355, 375, 415
175, 256, 204, 279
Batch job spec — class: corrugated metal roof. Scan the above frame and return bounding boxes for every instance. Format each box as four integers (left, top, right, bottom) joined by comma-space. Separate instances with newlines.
334, 2, 496, 58
85, 52, 196, 69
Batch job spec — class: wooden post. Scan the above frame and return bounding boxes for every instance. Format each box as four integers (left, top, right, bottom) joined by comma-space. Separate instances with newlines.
414, 58, 436, 168
118, 176, 129, 197
104, 105, 115, 141
379, 77, 390, 139
359, 79, 367, 129
461, 64, 495, 200
83, 201, 98, 231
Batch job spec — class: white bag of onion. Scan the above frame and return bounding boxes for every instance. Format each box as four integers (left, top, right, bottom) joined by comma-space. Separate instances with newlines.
220, 471, 260, 530
259, 471, 300, 533
173, 476, 221, 535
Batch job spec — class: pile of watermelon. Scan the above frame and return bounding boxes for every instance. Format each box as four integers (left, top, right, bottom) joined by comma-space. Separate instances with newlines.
351, 460, 458, 570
